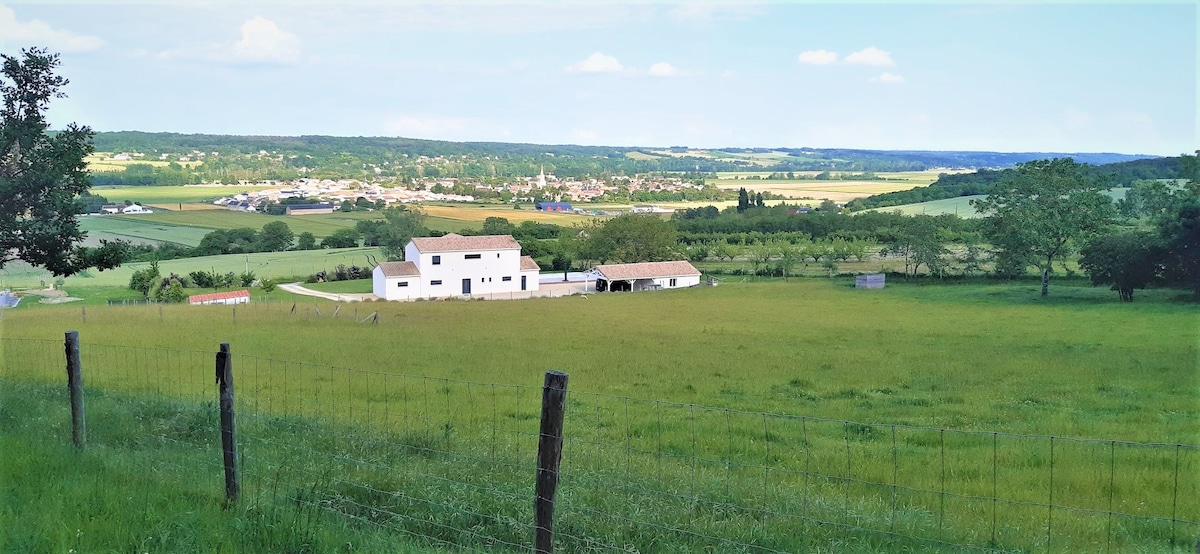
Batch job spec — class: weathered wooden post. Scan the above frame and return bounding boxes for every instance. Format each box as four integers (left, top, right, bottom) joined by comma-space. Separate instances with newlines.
216, 343, 239, 503
535, 370, 569, 553
64, 331, 85, 450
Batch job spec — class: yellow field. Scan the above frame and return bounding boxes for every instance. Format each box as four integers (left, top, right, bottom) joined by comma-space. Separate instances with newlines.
421, 204, 587, 225
705, 170, 952, 201
85, 154, 203, 173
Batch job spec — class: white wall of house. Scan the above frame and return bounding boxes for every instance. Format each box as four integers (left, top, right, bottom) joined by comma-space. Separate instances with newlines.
405, 242, 532, 296
371, 265, 423, 300
659, 275, 701, 289
520, 268, 541, 292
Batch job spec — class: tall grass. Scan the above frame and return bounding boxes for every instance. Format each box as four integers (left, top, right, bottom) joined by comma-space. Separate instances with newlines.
2, 279, 1196, 551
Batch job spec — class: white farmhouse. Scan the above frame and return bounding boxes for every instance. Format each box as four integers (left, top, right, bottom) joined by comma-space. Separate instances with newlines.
372, 234, 541, 301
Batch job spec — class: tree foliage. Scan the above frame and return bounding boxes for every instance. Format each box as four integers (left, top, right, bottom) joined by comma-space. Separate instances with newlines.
378, 205, 429, 260
586, 214, 679, 263
1079, 232, 1160, 302
258, 220, 294, 252
0, 48, 125, 276
1155, 151, 1200, 297
972, 158, 1115, 295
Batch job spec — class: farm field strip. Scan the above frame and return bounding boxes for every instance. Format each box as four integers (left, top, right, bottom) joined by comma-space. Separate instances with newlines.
4, 247, 383, 289
90, 184, 272, 204
80, 215, 214, 246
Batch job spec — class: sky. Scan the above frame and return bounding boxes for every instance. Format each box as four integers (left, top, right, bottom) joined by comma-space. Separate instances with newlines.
1, 1, 1196, 155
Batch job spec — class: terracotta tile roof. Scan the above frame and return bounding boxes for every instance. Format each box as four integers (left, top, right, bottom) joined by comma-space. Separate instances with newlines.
375, 261, 420, 277
188, 290, 251, 303
410, 233, 521, 252
520, 256, 540, 271
593, 261, 700, 281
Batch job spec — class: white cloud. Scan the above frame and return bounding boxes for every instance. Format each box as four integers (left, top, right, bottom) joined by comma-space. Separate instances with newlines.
845, 47, 895, 67
230, 17, 300, 64
648, 62, 686, 77
0, 4, 104, 52
158, 16, 300, 65
797, 50, 838, 65
565, 52, 624, 74
870, 72, 905, 84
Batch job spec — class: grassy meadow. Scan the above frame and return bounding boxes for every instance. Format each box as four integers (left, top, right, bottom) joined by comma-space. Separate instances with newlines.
3, 279, 1194, 441
2, 278, 1197, 551
0, 247, 383, 291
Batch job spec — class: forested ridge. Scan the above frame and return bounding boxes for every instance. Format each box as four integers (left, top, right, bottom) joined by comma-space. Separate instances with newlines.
847, 155, 1185, 211
86, 131, 1157, 185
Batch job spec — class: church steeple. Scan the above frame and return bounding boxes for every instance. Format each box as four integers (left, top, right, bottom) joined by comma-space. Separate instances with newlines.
537, 165, 547, 188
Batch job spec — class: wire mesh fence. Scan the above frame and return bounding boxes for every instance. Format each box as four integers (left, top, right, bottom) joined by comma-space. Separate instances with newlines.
2, 335, 1197, 552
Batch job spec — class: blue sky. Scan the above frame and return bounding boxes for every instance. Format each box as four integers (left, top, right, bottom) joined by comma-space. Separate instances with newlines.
2, 1, 1195, 155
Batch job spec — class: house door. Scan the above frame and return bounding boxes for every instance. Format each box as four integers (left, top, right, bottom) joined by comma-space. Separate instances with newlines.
520, 275, 527, 291
462, 278, 471, 295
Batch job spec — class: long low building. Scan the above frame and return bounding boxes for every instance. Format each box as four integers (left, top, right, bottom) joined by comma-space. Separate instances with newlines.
188, 290, 250, 305
588, 260, 701, 292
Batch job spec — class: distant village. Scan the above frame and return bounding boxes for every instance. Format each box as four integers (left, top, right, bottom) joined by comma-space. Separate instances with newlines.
207, 167, 695, 215
103, 150, 710, 215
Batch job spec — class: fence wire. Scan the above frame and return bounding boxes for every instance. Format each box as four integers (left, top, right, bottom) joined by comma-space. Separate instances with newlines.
1, 336, 1196, 553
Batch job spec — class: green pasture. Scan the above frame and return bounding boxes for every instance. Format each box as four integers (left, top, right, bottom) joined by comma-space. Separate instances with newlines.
3, 279, 1194, 442
90, 184, 273, 205
1, 279, 1196, 551
1, 247, 382, 290
79, 215, 214, 247
117, 210, 379, 238
867, 195, 987, 218
868, 187, 1128, 218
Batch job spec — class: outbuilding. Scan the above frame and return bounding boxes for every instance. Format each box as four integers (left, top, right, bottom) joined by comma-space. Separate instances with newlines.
589, 261, 702, 292
188, 290, 251, 305
535, 202, 573, 212
285, 203, 336, 215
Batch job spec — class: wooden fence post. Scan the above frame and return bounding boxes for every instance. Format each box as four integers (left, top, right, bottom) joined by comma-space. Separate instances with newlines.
535, 370, 569, 553
216, 343, 239, 503
64, 331, 85, 450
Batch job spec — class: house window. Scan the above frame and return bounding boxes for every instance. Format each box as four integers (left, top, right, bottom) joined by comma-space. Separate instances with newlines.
432, 255, 441, 265
497, 253, 501, 258
397, 282, 409, 287
430, 280, 442, 285
465, 254, 482, 259
502, 276, 512, 282
669, 278, 677, 287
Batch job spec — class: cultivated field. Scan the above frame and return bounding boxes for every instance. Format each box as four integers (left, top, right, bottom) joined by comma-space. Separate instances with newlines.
79, 215, 215, 247
90, 184, 274, 205
84, 154, 204, 173
710, 170, 946, 202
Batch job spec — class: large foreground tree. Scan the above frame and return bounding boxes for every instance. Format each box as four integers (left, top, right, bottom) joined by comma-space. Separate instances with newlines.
0, 48, 125, 275
972, 158, 1114, 296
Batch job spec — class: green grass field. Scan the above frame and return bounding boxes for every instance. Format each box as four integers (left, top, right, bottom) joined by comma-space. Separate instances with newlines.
90, 184, 267, 204
79, 214, 215, 246
1, 247, 383, 291
867, 188, 1129, 218
1, 279, 1196, 551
